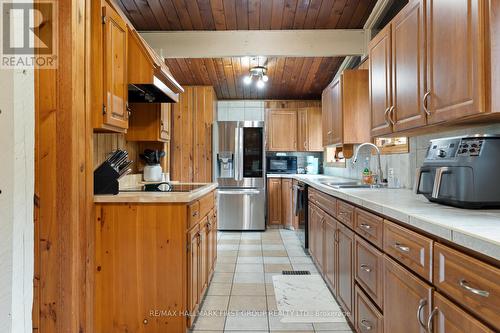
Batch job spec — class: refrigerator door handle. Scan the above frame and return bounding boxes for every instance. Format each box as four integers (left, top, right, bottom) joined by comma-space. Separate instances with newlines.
234, 127, 240, 181
218, 189, 261, 195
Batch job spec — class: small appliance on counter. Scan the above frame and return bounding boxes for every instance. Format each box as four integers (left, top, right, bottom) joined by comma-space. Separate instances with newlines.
94, 149, 133, 195
415, 134, 500, 208
266, 156, 297, 174
140, 149, 165, 182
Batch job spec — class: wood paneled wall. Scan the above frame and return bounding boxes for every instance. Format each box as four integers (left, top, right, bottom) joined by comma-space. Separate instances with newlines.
264, 100, 321, 109
171, 86, 216, 183
34, 0, 91, 331
93, 133, 170, 174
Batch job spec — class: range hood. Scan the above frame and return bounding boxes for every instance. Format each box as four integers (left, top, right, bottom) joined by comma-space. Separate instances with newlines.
128, 28, 184, 103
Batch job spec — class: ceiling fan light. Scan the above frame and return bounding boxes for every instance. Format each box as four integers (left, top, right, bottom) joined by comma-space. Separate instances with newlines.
262, 74, 269, 82
256, 79, 265, 89
243, 75, 252, 85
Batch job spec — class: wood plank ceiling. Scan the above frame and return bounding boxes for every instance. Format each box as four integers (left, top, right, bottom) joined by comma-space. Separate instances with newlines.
165, 56, 344, 99
116, 0, 377, 99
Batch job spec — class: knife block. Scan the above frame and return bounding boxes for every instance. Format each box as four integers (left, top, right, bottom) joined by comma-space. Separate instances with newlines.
94, 161, 120, 195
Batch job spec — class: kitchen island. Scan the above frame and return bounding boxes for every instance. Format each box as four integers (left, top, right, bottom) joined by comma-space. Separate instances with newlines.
93, 183, 217, 332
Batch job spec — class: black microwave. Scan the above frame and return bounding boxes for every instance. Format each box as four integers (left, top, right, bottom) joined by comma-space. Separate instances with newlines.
266, 156, 297, 174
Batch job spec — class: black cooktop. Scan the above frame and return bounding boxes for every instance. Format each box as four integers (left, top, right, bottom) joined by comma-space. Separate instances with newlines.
120, 182, 205, 193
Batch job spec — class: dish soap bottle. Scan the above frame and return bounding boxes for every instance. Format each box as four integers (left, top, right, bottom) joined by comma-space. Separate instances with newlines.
362, 157, 374, 184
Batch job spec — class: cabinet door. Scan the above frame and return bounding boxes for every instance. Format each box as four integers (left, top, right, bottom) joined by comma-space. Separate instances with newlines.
187, 226, 200, 316
267, 178, 282, 225
199, 217, 209, 297
297, 109, 308, 151
337, 222, 354, 322
426, 0, 486, 124
281, 178, 293, 228
322, 89, 332, 146
193, 88, 207, 182
102, 2, 128, 130
159, 103, 171, 141
307, 107, 323, 151
384, 256, 432, 333
315, 211, 324, 272
267, 109, 297, 151
308, 204, 317, 259
330, 79, 343, 145
391, 0, 427, 132
323, 215, 337, 294
369, 25, 393, 137
430, 292, 494, 333
210, 210, 217, 273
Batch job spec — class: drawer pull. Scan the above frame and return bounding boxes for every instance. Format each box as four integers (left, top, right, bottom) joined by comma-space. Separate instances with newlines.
360, 223, 372, 230
339, 211, 349, 216
360, 264, 372, 273
416, 299, 427, 330
394, 242, 410, 253
192, 211, 199, 217
426, 307, 438, 333
360, 319, 373, 330
459, 279, 490, 297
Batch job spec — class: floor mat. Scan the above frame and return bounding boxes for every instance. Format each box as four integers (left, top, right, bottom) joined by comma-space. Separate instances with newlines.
272, 274, 347, 323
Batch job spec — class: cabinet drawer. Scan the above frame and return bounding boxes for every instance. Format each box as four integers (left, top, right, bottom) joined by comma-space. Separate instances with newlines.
383, 220, 433, 282
354, 208, 383, 249
308, 187, 336, 217
354, 236, 384, 309
199, 192, 215, 219
336, 200, 354, 228
434, 243, 500, 331
354, 285, 383, 333
188, 201, 201, 228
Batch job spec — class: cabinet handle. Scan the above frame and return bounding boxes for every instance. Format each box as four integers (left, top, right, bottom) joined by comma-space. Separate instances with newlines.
192, 211, 199, 217
394, 242, 410, 253
304, 141, 307, 149
416, 299, 427, 330
384, 107, 391, 125
360, 223, 372, 230
360, 264, 372, 273
360, 319, 373, 331
389, 106, 396, 125
459, 279, 490, 297
426, 307, 438, 333
423, 91, 431, 116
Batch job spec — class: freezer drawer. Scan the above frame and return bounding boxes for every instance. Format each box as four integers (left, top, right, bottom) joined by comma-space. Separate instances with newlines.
217, 188, 265, 231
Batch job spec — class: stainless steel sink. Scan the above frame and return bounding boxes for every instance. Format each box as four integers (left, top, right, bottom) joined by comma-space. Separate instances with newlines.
319, 181, 382, 189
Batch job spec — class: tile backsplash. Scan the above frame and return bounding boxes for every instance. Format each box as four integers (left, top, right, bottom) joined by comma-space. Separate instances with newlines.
324, 123, 500, 189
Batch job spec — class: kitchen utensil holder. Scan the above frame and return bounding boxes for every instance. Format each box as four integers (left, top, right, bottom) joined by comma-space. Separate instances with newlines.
94, 161, 120, 195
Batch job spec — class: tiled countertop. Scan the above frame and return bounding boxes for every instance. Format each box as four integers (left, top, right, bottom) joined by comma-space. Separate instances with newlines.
266, 173, 500, 261
94, 182, 218, 203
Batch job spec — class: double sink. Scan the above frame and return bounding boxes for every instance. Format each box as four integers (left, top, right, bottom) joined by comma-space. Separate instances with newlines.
319, 180, 383, 189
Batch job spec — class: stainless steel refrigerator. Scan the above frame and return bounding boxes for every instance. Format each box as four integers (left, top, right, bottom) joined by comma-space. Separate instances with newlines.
216, 121, 265, 230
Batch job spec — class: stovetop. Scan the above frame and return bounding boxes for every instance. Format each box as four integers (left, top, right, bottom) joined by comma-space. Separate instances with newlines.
120, 182, 205, 193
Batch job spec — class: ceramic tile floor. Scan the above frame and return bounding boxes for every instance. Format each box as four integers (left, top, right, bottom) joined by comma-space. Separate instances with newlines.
189, 229, 353, 333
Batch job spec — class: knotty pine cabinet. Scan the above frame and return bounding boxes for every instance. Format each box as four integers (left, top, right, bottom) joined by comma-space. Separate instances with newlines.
281, 178, 294, 229
322, 70, 371, 146
94, 190, 217, 333
126, 103, 170, 142
267, 178, 282, 226
92, 0, 129, 132
297, 107, 323, 152
171, 86, 216, 182
306, 185, 499, 333
369, 0, 494, 137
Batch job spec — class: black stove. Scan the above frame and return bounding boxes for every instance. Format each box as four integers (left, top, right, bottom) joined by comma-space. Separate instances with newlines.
120, 182, 205, 193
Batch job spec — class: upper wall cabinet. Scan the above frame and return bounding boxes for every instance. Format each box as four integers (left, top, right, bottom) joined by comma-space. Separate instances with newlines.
92, 0, 129, 133
266, 106, 322, 152
322, 70, 371, 146
267, 109, 298, 151
370, 0, 494, 137
125, 103, 170, 142
425, 0, 486, 123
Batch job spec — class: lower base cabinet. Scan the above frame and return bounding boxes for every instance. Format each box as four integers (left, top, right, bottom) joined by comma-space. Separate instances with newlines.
94, 190, 217, 333
354, 285, 383, 333
337, 222, 354, 322
383, 255, 432, 333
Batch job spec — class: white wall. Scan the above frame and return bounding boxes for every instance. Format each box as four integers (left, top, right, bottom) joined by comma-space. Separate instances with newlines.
0, 69, 35, 332
217, 100, 265, 121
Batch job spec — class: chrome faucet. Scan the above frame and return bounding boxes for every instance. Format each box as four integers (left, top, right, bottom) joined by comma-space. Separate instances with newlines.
352, 143, 386, 186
